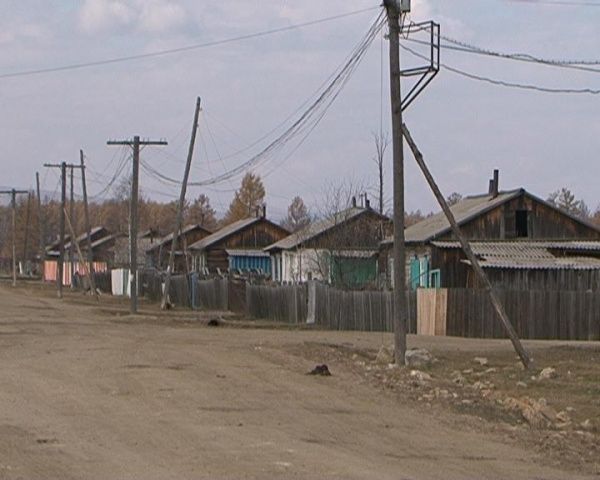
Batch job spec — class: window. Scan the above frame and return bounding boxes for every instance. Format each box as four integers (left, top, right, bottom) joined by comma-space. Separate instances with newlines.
515, 210, 529, 237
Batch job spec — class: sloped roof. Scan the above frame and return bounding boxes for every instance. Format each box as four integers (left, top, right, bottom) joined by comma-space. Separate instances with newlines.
188, 217, 286, 251
433, 241, 600, 270
266, 207, 388, 251
146, 224, 211, 252
401, 190, 523, 244
383, 188, 600, 245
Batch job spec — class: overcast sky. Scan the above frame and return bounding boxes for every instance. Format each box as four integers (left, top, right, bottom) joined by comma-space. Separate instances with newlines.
1, 0, 599, 220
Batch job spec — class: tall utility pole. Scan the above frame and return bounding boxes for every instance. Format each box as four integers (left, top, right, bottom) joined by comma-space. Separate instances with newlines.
108, 136, 167, 313
36, 172, 45, 276
69, 165, 75, 288
384, 0, 409, 365
162, 97, 202, 310
0, 189, 29, 287
80, 150, 97, 295
44, 162, 69, 297
23, 192, 32, 263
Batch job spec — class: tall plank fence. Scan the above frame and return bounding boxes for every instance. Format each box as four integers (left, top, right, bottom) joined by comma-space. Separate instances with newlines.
447, 289, 600, 341
246, 283, 308, 324
312, 283, 417, 333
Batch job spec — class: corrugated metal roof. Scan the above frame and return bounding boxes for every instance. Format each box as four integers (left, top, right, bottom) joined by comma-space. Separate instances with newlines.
386, 190, 523, 244
433, 240, 600, 256
433, 241, 600, 270
225, 249, 270, 257
462, 257, 600, 270
266, 207, 387, 251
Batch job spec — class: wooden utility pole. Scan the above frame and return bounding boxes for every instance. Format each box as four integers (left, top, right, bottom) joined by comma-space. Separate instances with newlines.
108, 136, 167, 313
69, 165, 75, 288
0, 189, 28, 287
23, 192, 32, 263
384, 0, 408, 365
401, 124, 533, 369
36, 172, 45, 275
161, 97, 202, 310
80, 150, 97, 295
42, 162, 79, 296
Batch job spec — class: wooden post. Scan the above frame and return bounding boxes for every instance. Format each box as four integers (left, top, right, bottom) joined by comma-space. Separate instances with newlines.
385, 2, 408, 364
401, 123, 533, 369
162, 97, 202, 310
80, 150, 97, 295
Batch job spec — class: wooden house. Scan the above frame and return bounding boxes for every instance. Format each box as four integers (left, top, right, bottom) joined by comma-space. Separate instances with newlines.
188, 213, 289, 275
380, 172, 600, 291
145, 224, 212, 273
266, 203, 391, 287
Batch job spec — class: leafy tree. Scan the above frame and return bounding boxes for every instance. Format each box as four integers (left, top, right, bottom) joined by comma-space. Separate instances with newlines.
446, 192, 463, 206
222, 173, 265, 225
547, 187, 590, 219
281, 196, 311, 233
186, 194, 217, 231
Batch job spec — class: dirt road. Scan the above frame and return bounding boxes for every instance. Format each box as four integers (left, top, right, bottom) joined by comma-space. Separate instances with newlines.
0, 284, 591, 479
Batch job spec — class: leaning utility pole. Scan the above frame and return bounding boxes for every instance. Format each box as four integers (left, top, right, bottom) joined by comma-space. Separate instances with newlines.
161, 97, 202, 310
108, 136, 167, 313
384, 0, 409, 365
80, 150, 97, 295
0, 189, 29, 287
401, 125, 533, 369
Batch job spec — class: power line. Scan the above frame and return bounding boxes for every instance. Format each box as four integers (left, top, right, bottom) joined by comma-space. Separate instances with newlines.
0, 6, 378, 80
401, 43, 600, 94
503, 0, 600, 6
141, 11, 386, 189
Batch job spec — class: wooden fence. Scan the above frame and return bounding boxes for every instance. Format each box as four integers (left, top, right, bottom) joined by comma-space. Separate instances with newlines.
446, 289, 600, 341
246, 283, 308, 324
194, 278, 229, 311
312, 283, 417, 333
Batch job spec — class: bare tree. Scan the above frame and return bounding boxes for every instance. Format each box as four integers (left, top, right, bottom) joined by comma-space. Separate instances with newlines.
446, 192, 462, 206
372, 131, 389, 215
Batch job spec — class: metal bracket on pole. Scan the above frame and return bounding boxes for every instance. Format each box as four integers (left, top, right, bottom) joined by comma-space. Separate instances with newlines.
400, 21, 440, 112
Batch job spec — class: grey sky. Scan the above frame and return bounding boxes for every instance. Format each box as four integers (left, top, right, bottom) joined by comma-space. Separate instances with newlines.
0, 0, 599, 220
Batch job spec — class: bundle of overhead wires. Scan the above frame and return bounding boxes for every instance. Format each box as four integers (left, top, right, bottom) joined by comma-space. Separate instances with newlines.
139, 10, 386, 189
